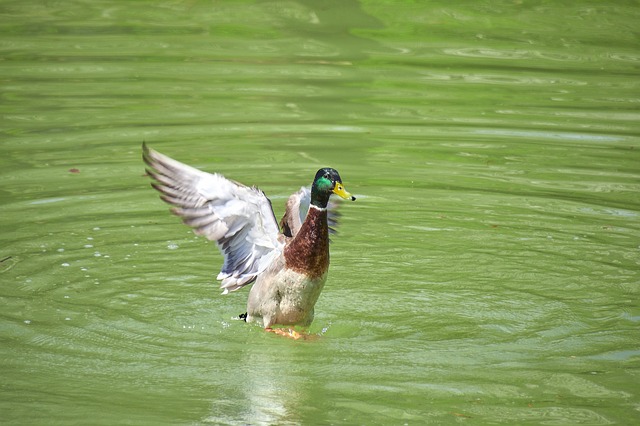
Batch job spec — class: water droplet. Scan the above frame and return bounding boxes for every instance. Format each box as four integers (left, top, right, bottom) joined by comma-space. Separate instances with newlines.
61, 263, 70, 267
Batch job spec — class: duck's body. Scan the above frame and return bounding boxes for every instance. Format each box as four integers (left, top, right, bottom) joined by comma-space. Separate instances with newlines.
142, 143, 354, 333
247, 262, 326, 327
247, 205, 330, 327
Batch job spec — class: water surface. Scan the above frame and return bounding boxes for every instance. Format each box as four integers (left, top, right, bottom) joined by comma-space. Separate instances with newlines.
1, 1, 639, 424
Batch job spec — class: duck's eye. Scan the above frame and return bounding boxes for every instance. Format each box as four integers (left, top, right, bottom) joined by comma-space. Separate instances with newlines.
324, 172, 330, 180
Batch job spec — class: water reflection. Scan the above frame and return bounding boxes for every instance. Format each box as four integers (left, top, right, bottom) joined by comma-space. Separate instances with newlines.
203, 337, 309, 425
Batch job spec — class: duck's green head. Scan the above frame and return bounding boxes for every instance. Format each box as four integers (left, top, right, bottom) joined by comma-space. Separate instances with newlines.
311, 168, 356, 208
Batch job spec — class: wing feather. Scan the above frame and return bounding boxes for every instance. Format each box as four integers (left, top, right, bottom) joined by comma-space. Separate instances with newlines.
279, 186, 342, 238
279, 186, 309, 237
143, 143, 283, 293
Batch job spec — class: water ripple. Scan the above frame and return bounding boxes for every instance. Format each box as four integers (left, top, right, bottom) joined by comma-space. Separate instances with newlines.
474, 128, 623, 142
443, 47, 537, 60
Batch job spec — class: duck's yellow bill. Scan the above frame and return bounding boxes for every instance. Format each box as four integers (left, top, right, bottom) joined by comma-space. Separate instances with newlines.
333, 183, 356, 201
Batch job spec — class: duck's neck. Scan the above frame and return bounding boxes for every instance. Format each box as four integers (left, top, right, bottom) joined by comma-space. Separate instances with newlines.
284, 205, 330, 278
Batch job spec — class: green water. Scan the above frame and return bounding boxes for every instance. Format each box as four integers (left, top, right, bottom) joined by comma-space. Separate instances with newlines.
1, 1, 639, 424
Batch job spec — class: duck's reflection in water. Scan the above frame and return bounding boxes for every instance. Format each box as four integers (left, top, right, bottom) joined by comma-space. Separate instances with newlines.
202, 334, 315, 425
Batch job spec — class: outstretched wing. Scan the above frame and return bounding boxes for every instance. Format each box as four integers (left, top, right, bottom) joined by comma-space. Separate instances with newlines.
279, 186, 310, 238
279, 186, 342, 238
143, 143, 283, 293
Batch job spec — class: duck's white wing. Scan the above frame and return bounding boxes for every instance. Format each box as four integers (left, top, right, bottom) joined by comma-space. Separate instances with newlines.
280, 186, 310, 237
143, 144, 283, 294
279, 186, 342, 238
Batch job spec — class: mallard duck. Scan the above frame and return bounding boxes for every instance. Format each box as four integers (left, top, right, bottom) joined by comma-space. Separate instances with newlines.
142, 143, 355, 338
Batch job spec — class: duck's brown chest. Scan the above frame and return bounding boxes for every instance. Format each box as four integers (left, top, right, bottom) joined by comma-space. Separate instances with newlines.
284, 207, 330, 279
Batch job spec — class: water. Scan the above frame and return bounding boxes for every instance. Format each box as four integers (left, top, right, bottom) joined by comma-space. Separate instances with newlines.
1, 1, 639, 424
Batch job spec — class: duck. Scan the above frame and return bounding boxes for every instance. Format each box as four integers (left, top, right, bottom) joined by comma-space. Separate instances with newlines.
142, 143, 355, 338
